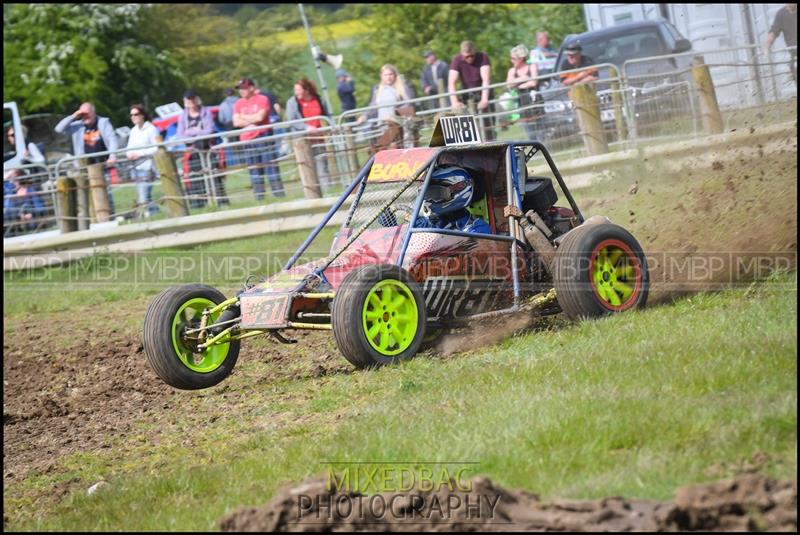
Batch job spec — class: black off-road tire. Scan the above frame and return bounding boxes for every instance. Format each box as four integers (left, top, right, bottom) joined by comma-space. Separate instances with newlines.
332, 264, 427, 369
143, 284, 240, 390
553, 223, 649, 320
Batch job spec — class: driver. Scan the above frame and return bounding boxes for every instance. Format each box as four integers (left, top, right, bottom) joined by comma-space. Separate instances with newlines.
414, 166, 492, 234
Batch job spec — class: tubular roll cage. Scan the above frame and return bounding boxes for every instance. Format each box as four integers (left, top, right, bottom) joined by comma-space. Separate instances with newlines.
197, 142, 585, 346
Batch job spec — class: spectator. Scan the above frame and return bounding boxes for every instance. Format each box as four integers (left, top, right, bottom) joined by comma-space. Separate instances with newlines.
357, 64, 416, 150
54, 101, 118, 214
286, 77, 332, 188
506, 44, 541, 139
125, 104, 161, 217
358, 64, 416, 123
216, 88, 239, 131
6, 126, 45, 164
258, 86, 288, 160
766, 3, 797, 82
177, 90, 226, 208
448, 41, 496, 141
3, 168, 47, 236
233, 78, 284, 199
336, 69, 357, 114
529, 31, 558, 73
258, 88, 284, 124
420, 50, 450, 110
559, 42, 598, 86
216, 88, 240, 167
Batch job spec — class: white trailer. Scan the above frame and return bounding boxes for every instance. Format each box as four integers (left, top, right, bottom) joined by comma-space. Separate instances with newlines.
582, 4, 796, 105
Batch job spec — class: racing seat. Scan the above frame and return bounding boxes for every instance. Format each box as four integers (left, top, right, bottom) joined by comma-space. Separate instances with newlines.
463, 169, 491, 227
517, 151, 529, 184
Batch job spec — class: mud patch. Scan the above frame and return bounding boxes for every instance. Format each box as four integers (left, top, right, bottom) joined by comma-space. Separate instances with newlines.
2, 302, 339, 494
218, 474, 797, 532
432, 295, 567, 357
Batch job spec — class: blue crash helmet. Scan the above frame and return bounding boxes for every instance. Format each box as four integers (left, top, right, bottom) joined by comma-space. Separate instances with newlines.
422, 166, 474, 220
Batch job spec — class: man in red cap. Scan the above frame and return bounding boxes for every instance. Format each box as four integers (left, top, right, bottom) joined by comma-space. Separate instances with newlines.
233, 78, 285, 199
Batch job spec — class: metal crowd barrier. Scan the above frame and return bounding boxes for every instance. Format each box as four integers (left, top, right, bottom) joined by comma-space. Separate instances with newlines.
5, 46, 797, 240
623, 44, 797, 138
334, 62, 630, 160
3, 162, 58, 238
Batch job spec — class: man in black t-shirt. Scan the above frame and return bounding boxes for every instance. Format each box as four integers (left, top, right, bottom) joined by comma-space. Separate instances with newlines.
448, 41, 496, 141
559, 42, 598, 86
766, 4, 797, 82
55, 102, 119, 215
82, 121, 108, 165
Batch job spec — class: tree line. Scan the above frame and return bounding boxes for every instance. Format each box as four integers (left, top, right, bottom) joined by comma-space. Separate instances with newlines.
3, 4, 583, 125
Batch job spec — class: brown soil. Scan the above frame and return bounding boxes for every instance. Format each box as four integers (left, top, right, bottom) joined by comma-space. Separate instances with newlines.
2, 303, 341, 487
218, 473, 797, 532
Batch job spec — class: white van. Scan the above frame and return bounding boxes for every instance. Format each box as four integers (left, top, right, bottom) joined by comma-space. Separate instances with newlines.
3, 102, 27, 171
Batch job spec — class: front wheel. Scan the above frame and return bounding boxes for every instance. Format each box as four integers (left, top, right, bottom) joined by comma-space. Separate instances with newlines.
332, 265, 427, 368
143, 284, 240, 389
553, 223, 648, 320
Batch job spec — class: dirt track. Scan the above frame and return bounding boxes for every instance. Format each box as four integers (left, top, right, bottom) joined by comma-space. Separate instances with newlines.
3, 136, 797, 522
218, 473, 797, 531
2, 321, 343, 486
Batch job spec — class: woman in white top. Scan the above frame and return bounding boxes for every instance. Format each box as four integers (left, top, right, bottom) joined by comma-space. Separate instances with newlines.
506, 44, 541, 140
357, 64, 416, 150
358, 64, 416, 123
126, 104, 162, 217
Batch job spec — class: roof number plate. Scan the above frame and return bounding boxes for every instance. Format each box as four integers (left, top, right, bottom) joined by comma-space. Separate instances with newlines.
440, 115, 482, 146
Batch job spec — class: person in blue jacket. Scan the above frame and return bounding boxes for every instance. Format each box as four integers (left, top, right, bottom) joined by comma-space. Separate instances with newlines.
4, 169, 46, 235
414, 166, 492, 234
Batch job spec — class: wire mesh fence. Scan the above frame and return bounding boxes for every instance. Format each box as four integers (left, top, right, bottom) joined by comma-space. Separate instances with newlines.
4, 44, 796, 240
624, 45, 797, 138
3, 163, 57, 238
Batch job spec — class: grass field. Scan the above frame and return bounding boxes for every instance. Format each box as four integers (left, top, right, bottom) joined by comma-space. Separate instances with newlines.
4, 273, 796, 530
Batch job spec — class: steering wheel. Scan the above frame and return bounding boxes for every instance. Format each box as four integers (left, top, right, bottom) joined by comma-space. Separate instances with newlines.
378, 204, 415, 227
390, 203, 415, 222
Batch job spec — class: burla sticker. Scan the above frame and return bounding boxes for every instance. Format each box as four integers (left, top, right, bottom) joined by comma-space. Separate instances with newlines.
367, 148, 437, 182
429, 116, 482, 147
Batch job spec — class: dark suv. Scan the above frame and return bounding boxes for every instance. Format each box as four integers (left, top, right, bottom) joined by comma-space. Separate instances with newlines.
553, 20, 691, 78
535, 19, 693, 147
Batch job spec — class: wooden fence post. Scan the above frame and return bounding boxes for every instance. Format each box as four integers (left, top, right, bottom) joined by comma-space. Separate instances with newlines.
75, 158, 91, 230
87, 162, 111, 222
293, 137, 321, 199
55, 175, 78, 233
691, 55, 724, 135
570, 83, 609, 155
609, 66, 628, 141
154, 147, 189, 217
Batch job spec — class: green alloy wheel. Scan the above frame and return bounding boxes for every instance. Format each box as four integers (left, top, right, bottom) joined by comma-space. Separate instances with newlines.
332, 264, 427, 368
553, 223, 649, 320
144, 284, 240, 390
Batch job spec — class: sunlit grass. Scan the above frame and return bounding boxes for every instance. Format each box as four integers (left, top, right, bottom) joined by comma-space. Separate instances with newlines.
7, 275, 796, 530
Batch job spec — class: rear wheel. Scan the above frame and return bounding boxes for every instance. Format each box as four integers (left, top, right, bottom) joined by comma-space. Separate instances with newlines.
332, 265, 426, 368
553, 223, 648, 319
143, 284, 240, 389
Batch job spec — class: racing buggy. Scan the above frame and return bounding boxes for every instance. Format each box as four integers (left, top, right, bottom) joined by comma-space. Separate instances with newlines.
143, 116, 648, 390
